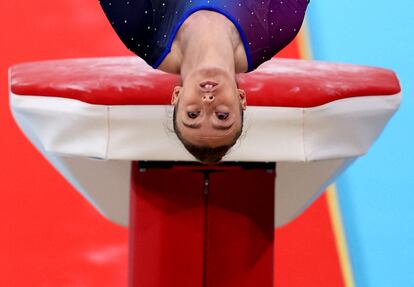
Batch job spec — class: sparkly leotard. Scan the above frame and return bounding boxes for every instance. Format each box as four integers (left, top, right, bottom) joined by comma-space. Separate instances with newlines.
100, 0, 309, 72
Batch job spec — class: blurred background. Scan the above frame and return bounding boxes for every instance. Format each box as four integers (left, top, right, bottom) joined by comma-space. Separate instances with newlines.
0, 0, 412, 286
308, 2, 414, 286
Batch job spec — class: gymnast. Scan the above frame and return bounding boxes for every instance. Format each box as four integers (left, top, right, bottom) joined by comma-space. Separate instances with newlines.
100, 0, 309, 163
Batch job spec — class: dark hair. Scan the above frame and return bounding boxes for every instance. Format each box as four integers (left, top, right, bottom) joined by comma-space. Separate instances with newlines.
173, 104, 244, 164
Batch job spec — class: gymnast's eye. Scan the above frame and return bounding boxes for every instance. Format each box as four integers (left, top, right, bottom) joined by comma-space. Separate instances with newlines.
216, 112, 229, 120
187, 111, 200, 119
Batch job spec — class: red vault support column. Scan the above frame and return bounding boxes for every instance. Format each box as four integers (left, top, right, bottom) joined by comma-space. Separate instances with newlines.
129, 162, 276, 287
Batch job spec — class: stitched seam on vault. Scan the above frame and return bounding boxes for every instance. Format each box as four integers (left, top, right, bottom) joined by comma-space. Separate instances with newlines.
302, 108, 308, 161
104, 106, 111, 159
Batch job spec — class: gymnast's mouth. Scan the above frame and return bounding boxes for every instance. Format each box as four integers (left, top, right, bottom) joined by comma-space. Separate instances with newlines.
199, 81, 218, 92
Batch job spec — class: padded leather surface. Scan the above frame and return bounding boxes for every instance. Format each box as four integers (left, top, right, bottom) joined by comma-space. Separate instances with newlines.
10, 57, 401, 107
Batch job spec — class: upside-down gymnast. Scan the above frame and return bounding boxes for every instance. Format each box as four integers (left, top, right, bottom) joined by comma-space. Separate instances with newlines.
100, 0, 309, 163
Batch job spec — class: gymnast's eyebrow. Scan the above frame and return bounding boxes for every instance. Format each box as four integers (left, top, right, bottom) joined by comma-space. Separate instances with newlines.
182, 122, 233, 130
182, 122, 201, 129
212, 123, 233, 130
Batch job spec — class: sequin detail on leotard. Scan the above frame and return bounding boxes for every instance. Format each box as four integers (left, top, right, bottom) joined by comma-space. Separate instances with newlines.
100, 0, 309, 71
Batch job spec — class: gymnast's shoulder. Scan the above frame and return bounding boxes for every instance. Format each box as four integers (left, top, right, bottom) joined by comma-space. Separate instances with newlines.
157, 42, 182, 74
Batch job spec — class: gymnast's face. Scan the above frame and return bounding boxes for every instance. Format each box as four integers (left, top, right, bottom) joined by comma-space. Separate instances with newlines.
171, 68, 246, 147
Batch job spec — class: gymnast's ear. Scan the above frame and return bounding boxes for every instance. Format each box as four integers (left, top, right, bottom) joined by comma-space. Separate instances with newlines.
238, 89, 247, 110
171, 86, 182, 105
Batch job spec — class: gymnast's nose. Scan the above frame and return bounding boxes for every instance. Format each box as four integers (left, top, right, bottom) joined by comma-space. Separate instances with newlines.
202, 94, 215, 103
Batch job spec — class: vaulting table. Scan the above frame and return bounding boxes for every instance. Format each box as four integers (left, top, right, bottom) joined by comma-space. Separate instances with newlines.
9, 57, 401, 287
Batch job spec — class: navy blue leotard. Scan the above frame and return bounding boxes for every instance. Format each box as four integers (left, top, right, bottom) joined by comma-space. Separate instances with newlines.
100, 0, 309, 72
